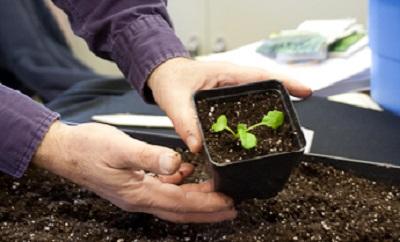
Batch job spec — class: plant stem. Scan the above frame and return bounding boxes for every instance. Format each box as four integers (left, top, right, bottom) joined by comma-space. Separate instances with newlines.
247, 123, 264, 131
225, 126, 236, 136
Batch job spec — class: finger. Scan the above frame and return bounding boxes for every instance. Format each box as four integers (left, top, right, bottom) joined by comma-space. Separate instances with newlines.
162, 90, 203, 153
219, 63, 270, 85
144, 177, 234, 213
279, 79, 312, 97
178, 162, 195, 177
239, 66, 311, 97
153, 209, 237, 223
214, 63, 312, 98
180, 180, 214, 193
158, 163, 194, 184
118, 139, 182, 175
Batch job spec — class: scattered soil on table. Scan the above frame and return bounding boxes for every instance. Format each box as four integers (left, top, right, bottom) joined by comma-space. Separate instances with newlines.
196, 90, 302, 164
0, 150, 399, 241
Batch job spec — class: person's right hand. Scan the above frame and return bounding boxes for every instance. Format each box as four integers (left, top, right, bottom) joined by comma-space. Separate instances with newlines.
32, 121, 236, 223
148, 58, 312, 153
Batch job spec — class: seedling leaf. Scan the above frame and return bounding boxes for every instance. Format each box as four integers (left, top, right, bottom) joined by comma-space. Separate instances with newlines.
237, 123, 257, 149
237, 123, 248, 135
262, 110, 284, 129
211, 115, 228, 132
239, 131, 257, 150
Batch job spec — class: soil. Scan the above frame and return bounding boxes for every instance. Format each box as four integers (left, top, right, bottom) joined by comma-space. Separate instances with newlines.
196, 90, 302, 164
0, 150, 399, 242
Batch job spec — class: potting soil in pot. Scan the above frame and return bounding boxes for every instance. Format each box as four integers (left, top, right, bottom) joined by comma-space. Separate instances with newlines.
196, 91, 302, 164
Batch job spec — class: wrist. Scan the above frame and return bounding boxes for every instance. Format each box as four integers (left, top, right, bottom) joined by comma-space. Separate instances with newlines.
32, 121, 72, 175
147, 57, 193, 92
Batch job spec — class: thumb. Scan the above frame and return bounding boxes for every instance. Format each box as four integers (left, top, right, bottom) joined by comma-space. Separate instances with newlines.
117, 138, 182, 175
162, 90, 203, 153
222, 64, 312, 97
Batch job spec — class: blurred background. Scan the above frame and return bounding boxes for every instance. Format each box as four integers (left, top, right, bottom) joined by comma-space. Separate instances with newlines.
46, 0, 367, 77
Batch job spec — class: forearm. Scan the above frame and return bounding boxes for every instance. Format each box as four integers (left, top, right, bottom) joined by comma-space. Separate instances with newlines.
0, 85, 59, 178
52, 0, 189, 100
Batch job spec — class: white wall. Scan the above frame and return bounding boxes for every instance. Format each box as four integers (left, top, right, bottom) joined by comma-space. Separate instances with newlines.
170, 0, 368, 54
48, 0, 368, 75
167, 0, 208, 54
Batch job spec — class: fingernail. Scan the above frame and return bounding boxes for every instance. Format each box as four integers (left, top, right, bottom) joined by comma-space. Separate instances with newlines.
159, 153, 178, 175
186, 135, 199, 152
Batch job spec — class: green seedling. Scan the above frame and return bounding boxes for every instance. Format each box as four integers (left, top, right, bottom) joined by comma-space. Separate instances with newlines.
211, 110, 284, 149
237, 123, 257, 150
211, 115, 236, 135
248, 110, 285, 130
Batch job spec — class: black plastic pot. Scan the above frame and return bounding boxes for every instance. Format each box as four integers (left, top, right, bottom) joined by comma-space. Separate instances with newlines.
194, 80, 306, 201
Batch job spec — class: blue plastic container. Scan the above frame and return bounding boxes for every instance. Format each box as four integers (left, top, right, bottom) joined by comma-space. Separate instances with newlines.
369, 0, 400, 116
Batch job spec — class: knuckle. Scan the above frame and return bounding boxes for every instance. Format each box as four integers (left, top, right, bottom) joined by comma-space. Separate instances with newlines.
215, 72, 230, 84
136, 147, 157, 171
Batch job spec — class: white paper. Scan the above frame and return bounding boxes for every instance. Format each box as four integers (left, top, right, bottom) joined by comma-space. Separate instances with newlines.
302, 127, 314, 153
328, 93, 383, 111
92, 114, 174, 128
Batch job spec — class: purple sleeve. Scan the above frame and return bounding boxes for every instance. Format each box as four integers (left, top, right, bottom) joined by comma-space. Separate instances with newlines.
52, 0, 190, 101
0, 85, 59, 178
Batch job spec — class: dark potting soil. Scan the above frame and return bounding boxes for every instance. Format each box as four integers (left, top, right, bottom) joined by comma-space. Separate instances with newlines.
0, 150, 399, 241
196, 91, 302, 164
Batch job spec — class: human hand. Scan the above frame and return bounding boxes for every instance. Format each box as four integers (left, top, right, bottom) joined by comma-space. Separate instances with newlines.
32, 121, 236, 223
148, 58, 312, 153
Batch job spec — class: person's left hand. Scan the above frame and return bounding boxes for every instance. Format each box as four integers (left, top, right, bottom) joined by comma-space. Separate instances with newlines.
148, 58, 312, 153
33, 121, 236, 223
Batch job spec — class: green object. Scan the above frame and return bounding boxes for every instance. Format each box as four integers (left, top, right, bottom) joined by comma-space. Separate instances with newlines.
237, 123, 257, 150
329, 33, 365, 52
210, 110, 285, 150
237, 123, 248, 136
239, 134, 257, 149
211, 115, 235, 135
261, 111, 285, 129
211, 115, 228, 132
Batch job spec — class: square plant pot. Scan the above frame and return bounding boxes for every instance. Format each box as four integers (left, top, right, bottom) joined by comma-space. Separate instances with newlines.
194, 80, 306, 202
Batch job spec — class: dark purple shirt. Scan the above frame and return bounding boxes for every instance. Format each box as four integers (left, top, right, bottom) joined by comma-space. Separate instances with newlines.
0, 0, 189, 177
